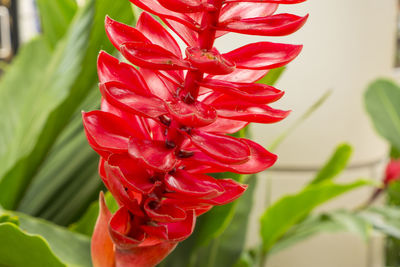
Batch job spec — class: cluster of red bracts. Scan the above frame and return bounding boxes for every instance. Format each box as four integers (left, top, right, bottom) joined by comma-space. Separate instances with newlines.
83, 0, 307, 266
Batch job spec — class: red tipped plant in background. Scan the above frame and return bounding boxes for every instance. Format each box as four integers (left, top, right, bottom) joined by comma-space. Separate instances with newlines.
83, 0, 308, 265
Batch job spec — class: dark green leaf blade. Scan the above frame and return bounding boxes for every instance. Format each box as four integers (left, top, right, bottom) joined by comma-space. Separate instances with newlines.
0, 0, 96, 209
0, 0, 135, 210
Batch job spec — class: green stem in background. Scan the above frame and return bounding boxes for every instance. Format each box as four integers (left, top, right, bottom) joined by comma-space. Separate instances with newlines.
268, 90, 332, 153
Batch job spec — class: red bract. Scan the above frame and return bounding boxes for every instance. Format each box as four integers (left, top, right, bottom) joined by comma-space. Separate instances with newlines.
84, 0, 307, 265
384, 159, 400, 185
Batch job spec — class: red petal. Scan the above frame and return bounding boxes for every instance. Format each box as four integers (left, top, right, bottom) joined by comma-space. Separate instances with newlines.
186, 47, 235, 75
164, 170, 224, 198
121, 42, 192, 70
208, 68, 269, 83
188, 129, 250, 163
163, 198, 212, 216
139, 69, 175, 101
185, 138, 277, 174
129, 0, 201, 30
225, 0, 306, 3
199, 117, 249, 134
103, 161, 144, 215
140, 224, 168, 240
91, 192, 115, 267
128, 137, 177, 172
164, 19, 199, 47
105, 16, 149, 51
165, 99, 217, 127
109, 207, 145, 250
115, 241, 177, 267
161, 210, 196, 241
100, 81, 168, 118
144, 198, 187, 223
97, 51, 149, 92
82, 111, 133, 155
205, 179, 247, 205
219, 2, 278, 26
157, 70, 184, 86
200, 79, 284, 104
210, 94, 290, 123
137, 12, 182, 58
101, 99, 153, 140
218, 14, 308, 36
223, 42, 302, 70
107, 154, 159, 194
158, 0, 214, 13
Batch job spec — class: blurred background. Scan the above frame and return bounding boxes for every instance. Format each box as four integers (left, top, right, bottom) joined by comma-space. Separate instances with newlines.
0, 0, 398, 266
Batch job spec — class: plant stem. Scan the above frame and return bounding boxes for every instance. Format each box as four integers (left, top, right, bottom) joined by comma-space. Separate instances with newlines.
269, 90, 332, 152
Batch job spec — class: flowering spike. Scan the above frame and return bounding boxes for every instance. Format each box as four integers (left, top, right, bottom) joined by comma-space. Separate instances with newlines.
84, 0, 307, 265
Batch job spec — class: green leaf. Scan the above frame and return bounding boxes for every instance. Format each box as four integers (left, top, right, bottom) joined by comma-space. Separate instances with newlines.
0, 0, 134, 210
359, 206, 400, 239
390, 146, 400, 159
270, 211, 370, 254
365, 79, 400, 151
328, 210, 370, 242
269, 214, 344, 254
0, 208, 91, 267
0, 0, 95, 209
309, 143, 353, 185
69, 191, 118, 236
0, 223, 65, 267
260, 180, 371, 252
17, 90, 102, 225
37, 0, 78, 48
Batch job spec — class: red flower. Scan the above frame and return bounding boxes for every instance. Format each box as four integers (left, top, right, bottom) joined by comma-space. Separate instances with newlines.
84, 0, 307, 266
384, 159, 400, 185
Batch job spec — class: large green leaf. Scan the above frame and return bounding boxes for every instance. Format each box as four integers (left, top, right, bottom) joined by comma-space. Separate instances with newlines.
0, 0, 94, 209
260, 180, 371, 252
0, 0, 134, 210
310, 143, 353, 185
18, 90, 102, 225
0, 208, 91, 267
0, 223, 65, 267
365, 79, 400, 151
37, 0, 78, 48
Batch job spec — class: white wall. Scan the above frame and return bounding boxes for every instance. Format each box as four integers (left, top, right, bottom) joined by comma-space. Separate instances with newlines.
216, 0, 398, 266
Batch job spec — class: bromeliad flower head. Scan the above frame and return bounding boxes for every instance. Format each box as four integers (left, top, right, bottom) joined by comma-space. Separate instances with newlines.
83, 0, 308, 266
